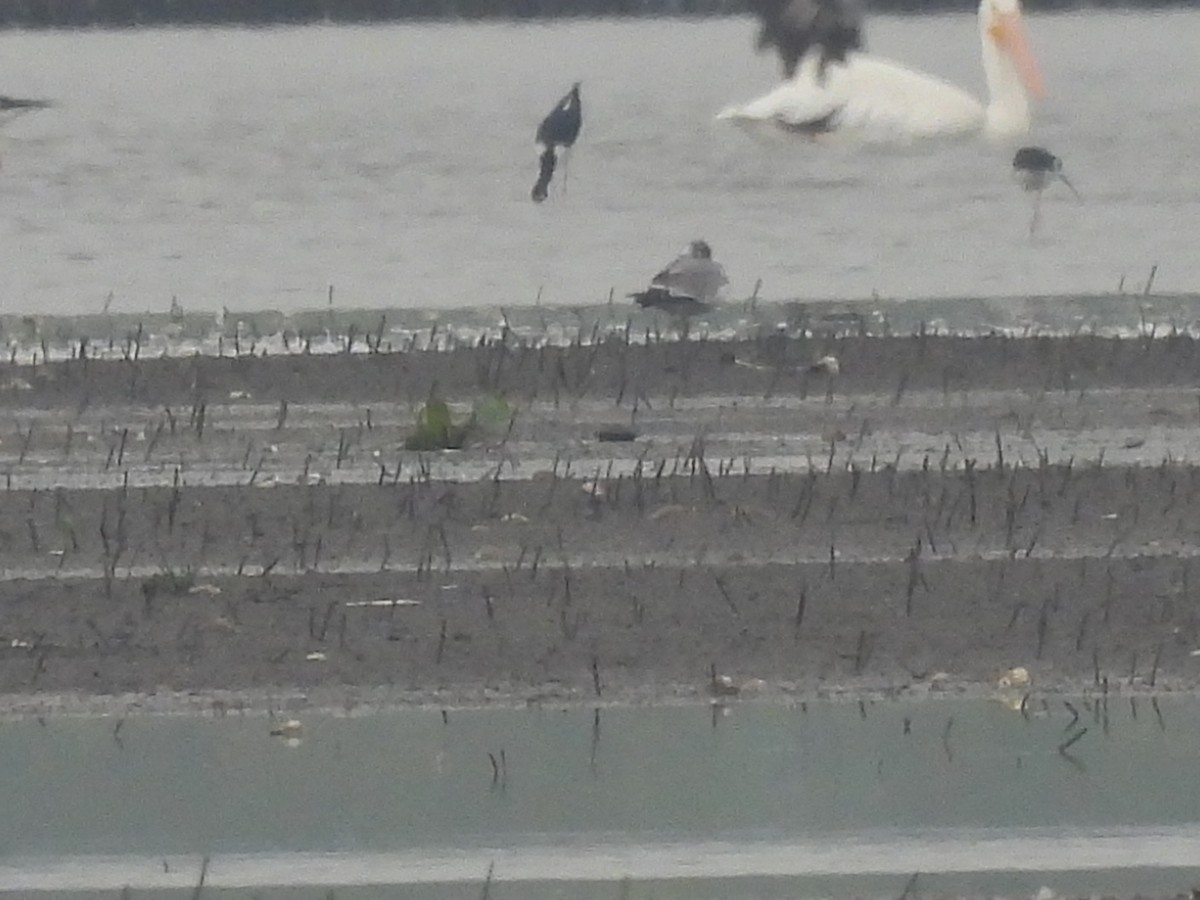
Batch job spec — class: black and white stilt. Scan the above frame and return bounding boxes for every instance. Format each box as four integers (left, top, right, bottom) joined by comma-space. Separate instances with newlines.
1013, 146, 1080, 237
531, 82, 582, 203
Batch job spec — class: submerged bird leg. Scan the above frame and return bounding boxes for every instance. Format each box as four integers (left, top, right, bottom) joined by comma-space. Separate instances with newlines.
1028, 188, 1043, 238
1057, 171, 1082, 201
531, 146, 557, 203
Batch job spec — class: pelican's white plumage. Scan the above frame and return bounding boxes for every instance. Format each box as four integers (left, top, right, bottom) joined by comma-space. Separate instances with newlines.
719, 0, 1044, 146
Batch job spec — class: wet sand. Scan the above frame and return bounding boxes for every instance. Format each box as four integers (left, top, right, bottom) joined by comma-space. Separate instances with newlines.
2, 329, 1200, 716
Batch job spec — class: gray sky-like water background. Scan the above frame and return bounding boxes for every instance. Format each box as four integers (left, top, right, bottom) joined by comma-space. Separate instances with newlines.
1, 10, 1198, 318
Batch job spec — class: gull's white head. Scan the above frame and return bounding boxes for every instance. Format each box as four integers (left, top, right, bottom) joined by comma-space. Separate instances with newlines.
979, 0, 1045, 139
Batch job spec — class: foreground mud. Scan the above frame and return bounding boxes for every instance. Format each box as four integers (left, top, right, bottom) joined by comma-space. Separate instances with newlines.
2, 330, 1200, 713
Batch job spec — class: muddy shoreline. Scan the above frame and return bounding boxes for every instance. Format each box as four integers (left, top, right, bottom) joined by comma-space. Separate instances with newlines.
2, 333, 1200, 717
8, 331, 1200, 410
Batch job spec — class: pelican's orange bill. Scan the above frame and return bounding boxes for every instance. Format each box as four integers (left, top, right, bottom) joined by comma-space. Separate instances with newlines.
990, 9, 1046, 100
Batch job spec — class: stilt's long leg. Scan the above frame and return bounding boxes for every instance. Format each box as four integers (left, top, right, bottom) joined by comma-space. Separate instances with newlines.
1028, 189, 1043, 238
1058, 173, 1082, 201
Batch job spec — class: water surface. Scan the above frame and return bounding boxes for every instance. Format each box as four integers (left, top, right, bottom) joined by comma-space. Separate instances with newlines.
2, 698, 1199, 896
1, 11, 1198, 314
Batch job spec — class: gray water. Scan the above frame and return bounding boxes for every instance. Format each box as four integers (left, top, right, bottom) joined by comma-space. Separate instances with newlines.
1, 11, 1199, 317
1, 698, 1199, 896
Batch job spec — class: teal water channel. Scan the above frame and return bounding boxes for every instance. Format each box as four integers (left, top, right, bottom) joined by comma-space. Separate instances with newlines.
2, 696, 1198, 898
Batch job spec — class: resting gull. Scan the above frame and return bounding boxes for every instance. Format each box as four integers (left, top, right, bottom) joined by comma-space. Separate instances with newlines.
629, 240, 729, 319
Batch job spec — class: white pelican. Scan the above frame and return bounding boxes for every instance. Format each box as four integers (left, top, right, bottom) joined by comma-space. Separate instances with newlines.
717, 0, 1045, 145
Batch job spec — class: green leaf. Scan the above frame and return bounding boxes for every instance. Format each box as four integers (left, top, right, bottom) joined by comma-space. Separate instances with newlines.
418, 398, 453, 436
405, 397, 471, 451
473, 393, 514, 431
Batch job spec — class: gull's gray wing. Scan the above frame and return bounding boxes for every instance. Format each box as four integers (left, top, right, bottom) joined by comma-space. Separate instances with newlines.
746, 0, 865, 79
650, 255, 729, 304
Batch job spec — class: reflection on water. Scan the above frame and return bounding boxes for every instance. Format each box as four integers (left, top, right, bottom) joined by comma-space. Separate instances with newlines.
1, 698, 1199, 896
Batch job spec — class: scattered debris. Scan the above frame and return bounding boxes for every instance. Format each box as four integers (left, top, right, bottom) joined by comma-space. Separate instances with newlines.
343, 598, 422, 608
708, 665, 748, 698
141, 570, 196, 600
997, 666, 1032, 689
710, 673, 741, 697
305, 651, 327, 662
822, 427, 847, 443
596, 427, 637, 442
994, 692, 1026, 712
809, 355, 840, 375
927, 672, 952, 691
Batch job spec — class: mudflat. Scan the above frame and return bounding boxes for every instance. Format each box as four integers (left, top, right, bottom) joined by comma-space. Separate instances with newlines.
2, 329, 1200, 716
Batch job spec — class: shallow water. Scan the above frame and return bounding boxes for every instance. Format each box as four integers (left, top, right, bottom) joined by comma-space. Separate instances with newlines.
2, 699, 1199, 896
1, 11, 1199, 316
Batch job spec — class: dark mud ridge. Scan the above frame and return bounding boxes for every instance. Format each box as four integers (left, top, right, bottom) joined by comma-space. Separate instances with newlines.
1, 331, 1200, 714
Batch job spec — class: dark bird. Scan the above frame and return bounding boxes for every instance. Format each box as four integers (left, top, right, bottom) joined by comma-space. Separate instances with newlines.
0, 95, 52, 170
1013, 146, 1080, 236
629, 240, 729, 325
0, 95, 52, 127
531, 82, 582, 203
745, 0, 864, 80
